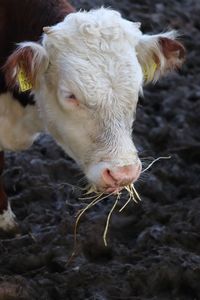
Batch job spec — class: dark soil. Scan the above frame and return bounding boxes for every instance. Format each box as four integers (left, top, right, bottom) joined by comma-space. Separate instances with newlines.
0, 0, 200, 299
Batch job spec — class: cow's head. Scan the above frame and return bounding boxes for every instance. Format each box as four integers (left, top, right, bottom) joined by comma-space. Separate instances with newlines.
4, 8, 185, 193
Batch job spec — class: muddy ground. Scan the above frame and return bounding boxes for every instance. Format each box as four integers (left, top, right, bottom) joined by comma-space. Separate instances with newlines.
0, 0, 200, 299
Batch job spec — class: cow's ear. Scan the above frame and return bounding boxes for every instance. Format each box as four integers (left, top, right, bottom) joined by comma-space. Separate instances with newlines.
3, 42, 49, 91
136, 31, 186, 84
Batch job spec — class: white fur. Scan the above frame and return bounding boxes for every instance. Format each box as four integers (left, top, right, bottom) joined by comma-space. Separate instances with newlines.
36, 8, 144, 186
2, 8, 182, 190
0, 203, 17, 231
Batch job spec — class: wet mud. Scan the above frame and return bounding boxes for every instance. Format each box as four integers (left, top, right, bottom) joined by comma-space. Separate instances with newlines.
0, 0, 200, 299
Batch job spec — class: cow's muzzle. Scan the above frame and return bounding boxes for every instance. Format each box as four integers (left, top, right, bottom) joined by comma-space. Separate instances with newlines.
100, 162, 141, 193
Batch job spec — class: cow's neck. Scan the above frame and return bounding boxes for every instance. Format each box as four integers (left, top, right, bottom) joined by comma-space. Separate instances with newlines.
0, 92, 44, 151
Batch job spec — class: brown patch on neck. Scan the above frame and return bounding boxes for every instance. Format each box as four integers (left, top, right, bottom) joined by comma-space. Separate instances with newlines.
0, 0, 76, 69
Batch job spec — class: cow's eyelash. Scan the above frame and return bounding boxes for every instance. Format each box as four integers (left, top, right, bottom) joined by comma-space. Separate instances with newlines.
68, 94, 76, 99
66, 94, 81, 107
66, 94, 90, 110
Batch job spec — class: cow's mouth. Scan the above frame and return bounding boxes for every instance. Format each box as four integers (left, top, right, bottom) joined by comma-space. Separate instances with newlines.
92, 182, 138, 196
105, 186, 122, 194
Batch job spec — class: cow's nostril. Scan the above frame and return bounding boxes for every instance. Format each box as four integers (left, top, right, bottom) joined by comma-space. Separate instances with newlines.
102, 168, 118, 186
101, 163, 141, 188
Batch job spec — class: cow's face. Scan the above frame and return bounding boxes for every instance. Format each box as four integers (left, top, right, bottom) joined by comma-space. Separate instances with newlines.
4, 8, 185, 192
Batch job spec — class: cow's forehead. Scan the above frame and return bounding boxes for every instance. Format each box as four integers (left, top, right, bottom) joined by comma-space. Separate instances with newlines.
53, 7, 142, 41
43, 8, 143, 109
63, 53, 143, 108
43, 8, 142, 54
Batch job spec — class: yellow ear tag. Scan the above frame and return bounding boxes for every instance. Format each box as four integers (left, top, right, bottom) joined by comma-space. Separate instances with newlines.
142, 61, 157, 82
17, 67, 33, 92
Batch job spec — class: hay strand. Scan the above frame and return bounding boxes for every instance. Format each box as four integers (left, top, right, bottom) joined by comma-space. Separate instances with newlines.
103, 193, 120, 247
142, 156, 171, 173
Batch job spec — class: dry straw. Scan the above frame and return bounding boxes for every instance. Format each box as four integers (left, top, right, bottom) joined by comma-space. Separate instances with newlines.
67, 155, 171, 263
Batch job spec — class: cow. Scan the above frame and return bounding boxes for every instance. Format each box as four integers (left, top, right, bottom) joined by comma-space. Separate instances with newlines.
0, 0, 185, 232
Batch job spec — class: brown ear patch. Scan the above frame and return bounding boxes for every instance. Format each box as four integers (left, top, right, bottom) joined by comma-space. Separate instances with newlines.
3, 46, 35, 90
159, 37, 186, 68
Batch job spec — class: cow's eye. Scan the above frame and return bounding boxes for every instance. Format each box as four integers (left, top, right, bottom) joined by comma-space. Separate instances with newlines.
67, 94, 80, 106
69, 94, 76, 99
